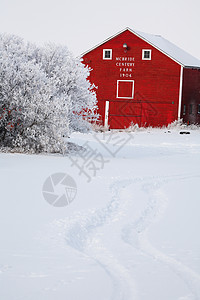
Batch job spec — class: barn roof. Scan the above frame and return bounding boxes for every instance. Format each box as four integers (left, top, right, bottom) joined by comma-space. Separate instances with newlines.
82, 27, 200, 68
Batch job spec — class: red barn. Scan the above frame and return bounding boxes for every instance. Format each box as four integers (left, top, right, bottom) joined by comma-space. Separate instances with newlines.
81, 28, 200, 128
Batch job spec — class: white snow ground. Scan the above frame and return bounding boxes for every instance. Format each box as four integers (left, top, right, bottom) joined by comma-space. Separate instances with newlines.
0, 128, 200, 300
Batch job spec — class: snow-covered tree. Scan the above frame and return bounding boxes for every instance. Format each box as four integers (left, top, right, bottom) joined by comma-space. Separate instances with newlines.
0, 34, 98, 153
33, 43, 98, 132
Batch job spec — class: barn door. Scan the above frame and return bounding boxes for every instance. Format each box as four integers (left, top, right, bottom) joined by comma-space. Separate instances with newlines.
108, 100, 142, 128
107, 80, 142, 129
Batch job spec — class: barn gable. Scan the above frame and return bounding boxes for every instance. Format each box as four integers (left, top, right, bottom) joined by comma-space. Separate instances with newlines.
82, 27, 200, 68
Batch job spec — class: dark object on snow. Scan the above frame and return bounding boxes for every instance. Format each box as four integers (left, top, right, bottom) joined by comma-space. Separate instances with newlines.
179, 131, 190, 134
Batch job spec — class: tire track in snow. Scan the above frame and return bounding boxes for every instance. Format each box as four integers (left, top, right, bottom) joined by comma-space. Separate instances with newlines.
62, 174, 200, 300
121, 175, 200, 300
64, 179, 138, 300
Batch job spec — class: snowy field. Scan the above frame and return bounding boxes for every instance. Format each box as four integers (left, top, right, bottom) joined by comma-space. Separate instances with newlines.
0, 128, 200, 300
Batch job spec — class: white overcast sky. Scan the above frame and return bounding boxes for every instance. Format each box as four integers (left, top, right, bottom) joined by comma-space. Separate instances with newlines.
0, 0, 200, 59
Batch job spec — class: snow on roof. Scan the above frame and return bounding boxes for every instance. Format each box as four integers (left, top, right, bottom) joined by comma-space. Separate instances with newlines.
82, 27, 200, 68
133, 29, 200, 68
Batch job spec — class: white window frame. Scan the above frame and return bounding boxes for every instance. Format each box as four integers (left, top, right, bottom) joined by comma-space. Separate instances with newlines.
142, 49, 152, 60
103, 49, 112, 60
116, 80, 134, 99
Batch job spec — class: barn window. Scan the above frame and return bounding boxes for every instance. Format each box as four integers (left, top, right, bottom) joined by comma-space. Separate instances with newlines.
183, 104, 186, 115
189, 104, 193, 114
142, 49, 151, 60
117, 80, 134, 99
103, 49, 112, 60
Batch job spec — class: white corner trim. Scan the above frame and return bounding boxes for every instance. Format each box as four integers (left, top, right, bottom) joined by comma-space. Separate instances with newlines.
178, 66, 183, 119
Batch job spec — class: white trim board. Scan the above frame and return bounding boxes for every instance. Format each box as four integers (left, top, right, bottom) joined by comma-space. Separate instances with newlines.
178, 66, 183, 119
104, 101, 109, 127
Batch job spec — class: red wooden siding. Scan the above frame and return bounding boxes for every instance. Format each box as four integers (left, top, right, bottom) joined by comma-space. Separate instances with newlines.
82, 30, 182, 128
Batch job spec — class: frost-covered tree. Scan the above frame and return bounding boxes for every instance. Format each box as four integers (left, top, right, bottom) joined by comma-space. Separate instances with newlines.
0, 34, 98, 153
33, 43, 98, 132
0, 34, 69, 153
